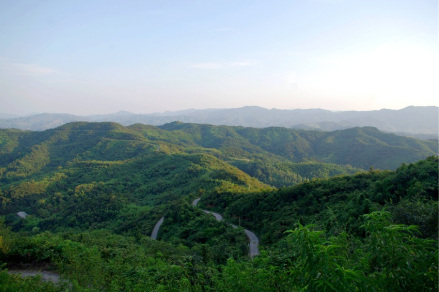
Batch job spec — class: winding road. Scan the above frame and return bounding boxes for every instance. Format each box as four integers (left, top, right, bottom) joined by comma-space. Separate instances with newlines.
202, 210, 223, 221
150, 216, 164, 240
192, 198, 201, 206
151, 198, 260, 257
192, 198, 260, 257
244, 229, 259, 257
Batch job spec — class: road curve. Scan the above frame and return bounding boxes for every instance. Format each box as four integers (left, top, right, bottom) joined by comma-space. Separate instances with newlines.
192, 198, 260, 257
203, 210, 223, 221
192, 198, 201, 206
151, 216, 164, 240
244, 229, 260, 257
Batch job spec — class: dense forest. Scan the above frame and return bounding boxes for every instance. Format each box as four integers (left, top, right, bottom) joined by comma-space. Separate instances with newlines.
0, 122, 437, 291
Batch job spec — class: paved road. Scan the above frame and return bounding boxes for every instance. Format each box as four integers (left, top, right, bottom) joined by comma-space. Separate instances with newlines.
150, 216, 164, 240
192, 198, 201, 206
152, 199, 260, 257
244, 229, 260, 257
194, 198, 223, 221
203, 210, 223, 221
192, 198, 260, 257
8, 270, 60, 283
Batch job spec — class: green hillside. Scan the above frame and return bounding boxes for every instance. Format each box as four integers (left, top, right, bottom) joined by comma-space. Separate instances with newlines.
138, 122, 436, 185
156, 122, 437, 169
0, 122, 437, 291
1, 157, 436, 291
200, 156, 438, 243
1, 122, 436, 188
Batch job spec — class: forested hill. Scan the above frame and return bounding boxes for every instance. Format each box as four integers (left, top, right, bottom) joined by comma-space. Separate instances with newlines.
0, 121, 436, 231
0, 121, 437, 291
0, 122, 268, 234
155, 122, 437, 170
200, 156, 438, 244
0, 122, 437, 188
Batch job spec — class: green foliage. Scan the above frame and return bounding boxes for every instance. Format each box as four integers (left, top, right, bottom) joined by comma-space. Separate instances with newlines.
0, 267, 62, 292
0, 218, 12, 256
156, 122, 437, 170
0, 229, 210, 291
280, 211, 438, 291
2, 211, 436, 291
362, 211, 438, 291
1, 122, 436, 189
202, 157, 438, 245
0, 149, 267, 233
212, 256, 293, 292
0, 122, 437, 291
159, 201, 248, 264
285, 224, 364, 291
231, 159, 362, 187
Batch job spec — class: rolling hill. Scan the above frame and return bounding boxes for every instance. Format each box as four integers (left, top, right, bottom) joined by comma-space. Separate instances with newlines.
1, 122, 436, 189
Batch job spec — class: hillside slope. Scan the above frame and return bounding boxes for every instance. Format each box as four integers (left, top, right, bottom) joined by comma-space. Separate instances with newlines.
0, 122, 268, 235
1, 122, 436, 189
155, 122, 437, 170
200, 156, 438, 244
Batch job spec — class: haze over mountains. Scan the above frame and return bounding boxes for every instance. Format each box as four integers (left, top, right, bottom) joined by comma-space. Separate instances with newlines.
1, 106, 437, 139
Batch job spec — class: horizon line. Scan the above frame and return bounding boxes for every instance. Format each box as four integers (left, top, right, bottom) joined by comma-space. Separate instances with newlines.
2, 104, 438, 118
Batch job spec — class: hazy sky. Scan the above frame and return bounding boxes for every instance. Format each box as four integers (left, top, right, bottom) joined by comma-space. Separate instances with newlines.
1, 0, 437, 115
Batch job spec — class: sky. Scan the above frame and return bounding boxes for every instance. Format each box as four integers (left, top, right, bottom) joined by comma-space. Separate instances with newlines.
0, 0, 438, 115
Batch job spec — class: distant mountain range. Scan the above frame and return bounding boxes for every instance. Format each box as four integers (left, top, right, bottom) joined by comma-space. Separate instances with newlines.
0, 106, 437, 139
